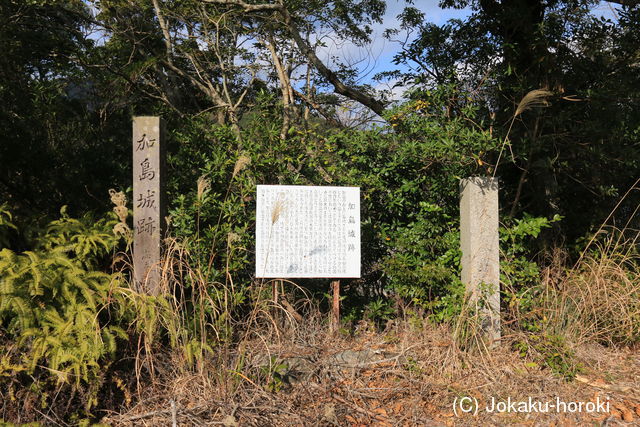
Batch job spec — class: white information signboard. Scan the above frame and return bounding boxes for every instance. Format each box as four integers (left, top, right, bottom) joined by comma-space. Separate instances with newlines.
255, 185, 361, 278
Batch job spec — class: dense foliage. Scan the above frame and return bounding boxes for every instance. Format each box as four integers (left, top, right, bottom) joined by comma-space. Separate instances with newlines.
1, 0, 639, 423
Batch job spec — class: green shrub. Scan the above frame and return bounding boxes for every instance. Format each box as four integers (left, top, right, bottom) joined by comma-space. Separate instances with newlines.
0, 204, 17, 249
0, 207, 128, 414
501, 214, 562, 331
165, 90, 557, 328
513, 333, 582, 380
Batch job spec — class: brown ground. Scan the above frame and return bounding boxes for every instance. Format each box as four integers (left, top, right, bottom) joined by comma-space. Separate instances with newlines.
103, 318, 640, 426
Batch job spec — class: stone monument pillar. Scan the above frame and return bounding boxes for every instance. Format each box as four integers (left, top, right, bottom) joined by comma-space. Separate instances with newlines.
132, 116, 165, 295
460, 177, 500, 345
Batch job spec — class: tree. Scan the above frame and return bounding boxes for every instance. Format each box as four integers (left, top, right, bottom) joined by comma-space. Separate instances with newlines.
0, 0, 132, 218
89, 0, 389, 144
384, 1, 640, 242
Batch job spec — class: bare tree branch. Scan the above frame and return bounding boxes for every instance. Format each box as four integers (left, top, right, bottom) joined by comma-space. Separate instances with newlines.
198, 0, 387, 116
279, 5, 386, 116
152, 0, 173, 64
265, 35, 295, 139
199, 0, 282, 12
292, 88, 343, 128
603, 0, 640, 6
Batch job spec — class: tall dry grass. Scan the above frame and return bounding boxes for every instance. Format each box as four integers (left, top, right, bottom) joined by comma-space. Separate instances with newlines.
493, 88, 553, 177
106, 227, 640, 424
542, 228, 640, 346
123, 234, 316, 400
108, 152, 639, 425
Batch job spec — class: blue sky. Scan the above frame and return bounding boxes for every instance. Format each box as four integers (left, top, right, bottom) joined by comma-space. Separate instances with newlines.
316, 1, 473, 84
86, 0, 624, 107
316, 0, 623, 98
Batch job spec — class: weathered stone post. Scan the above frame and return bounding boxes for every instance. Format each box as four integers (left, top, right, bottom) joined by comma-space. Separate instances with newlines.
133, 116, 166, 295
460, 177, 500, 345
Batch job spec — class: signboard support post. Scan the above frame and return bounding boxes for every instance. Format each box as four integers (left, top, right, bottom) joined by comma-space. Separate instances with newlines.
273, 280, 279, 306
331, 279, 340, 332
272, 279, 281, 320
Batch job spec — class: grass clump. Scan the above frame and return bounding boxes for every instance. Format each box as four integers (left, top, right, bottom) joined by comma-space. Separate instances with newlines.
544, 229, 640, 346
